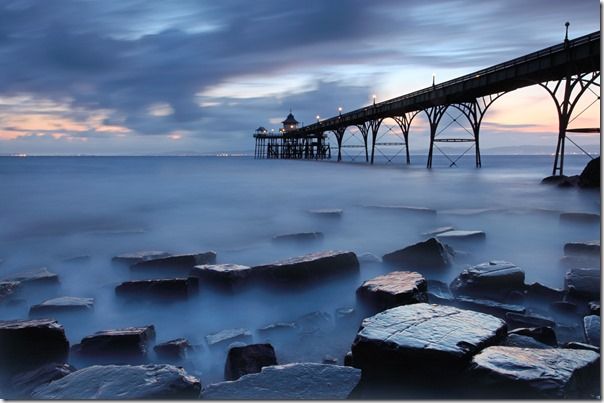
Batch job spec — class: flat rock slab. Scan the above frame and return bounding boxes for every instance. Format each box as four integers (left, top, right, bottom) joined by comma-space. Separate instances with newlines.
450, 260, 525, 300
191, 264, 252, 286
9, 363, 76, 398
583, 315, 600, 347
115, 277, 198, 300
436, 230, 486, 241
2, 267, 59, 285
560, 212, 600, 224
75, 325, 155, 359
130, 251, 216, 272
470, 346, 600, 398
202, 363, 361, 399
365, 205, 437, 215
224, 343, 277, 381
357, 271, 427, 310
560, 254, 600, 269
251, 250, 359, 282
154, 338, 192, 360
454, 296, 525, 317
382, 238, 453, 269
503, 334, 552, 349
257, 322, 297, 337
565, 268, 600, 299
31, 364, 201, 399
272, 232, 323, 242
206, 328, 252, 348
0, 319, 69, 375
508, 326, 557, 346
351, 303, 507, 374
422, 226, 455, 237
112, 251, 171, 265
308, 209, 343, 217
505, 313, 555, 329
30, 296, 94, 317
564, 240, 600, 256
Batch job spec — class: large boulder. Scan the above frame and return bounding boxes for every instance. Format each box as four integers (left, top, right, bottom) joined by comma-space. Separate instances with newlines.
31, 364, 201, 399
350, 303, 507, 375
565, 268, 600, 299
449, 261, 525, 300
224, 343, 278, 381
130, 251, 216, 273
153, 338, 192, 360
583, 315, 600, 347
201, 363, 361, 399
205, 328, 252, 349
470, 346, 600, 398
0, 319, 69, 375
382, 238, 453, 269
578, 156, 600, 188
564, 240, 600, 256
9, 363, 76, 398
29, 296, 94, 317
115, 277, 198, 300
73, 325, 155, 361
112, 251, 171, 266
356, 271, 427, 310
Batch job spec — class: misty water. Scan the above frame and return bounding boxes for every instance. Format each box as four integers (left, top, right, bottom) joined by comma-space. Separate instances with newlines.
0, 154, 600, 390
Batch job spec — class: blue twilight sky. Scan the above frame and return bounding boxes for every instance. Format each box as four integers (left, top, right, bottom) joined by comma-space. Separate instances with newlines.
0, 0, 600, 155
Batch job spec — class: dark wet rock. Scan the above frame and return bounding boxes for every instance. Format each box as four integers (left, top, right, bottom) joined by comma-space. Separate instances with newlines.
565, 268, 600, 299
470, 346, 600, 398
357, 271, 427, 310
0, 281, 21, 303
190, 264, 251, 288
382, 238, 453, 269
583, 315, 600, 347
550, 300, 578, 314
257, 322, 297, 337
115, 277, 198, 300
295, 311, 332, 335
130, 251, 216, 272
503, 334, 551, 349
0, 319, 69, 375
2, 267, 59, 286
224, 343, 277, 381
564, 342, 600, 353
153, 338, 192, 360
344, 351, 354, 366
350, 303, 507, 375
454, 296, 525, 317
559, 212, 600, 224
450, 261, 525, 300
365, 205, 436, 215
31, 364, 201, 399
357, 252, 382, 263
589, 301, 600, 315
206, 328, 252, 349
508, 326, 557, 346
579, 156, 600, 188
436, 230, 486, 241
202, 363, 361, 399
322, 355, 338, 365
542, 174, 568, 185
557, 175, 580, 187
74, 325, 155, 360
308, 208, 343, 217
426, 280, 454, 304
272, 232, 323, 242
560, 254, 600, 269
112, 251, 171, 266
525, 282, 564, 302
422, 226, 455, 236
29, 296, 94, 317
251, 250, 359, 282
9, 363, 76, 398
564, 240, 600, 256
505, 312, 555, 329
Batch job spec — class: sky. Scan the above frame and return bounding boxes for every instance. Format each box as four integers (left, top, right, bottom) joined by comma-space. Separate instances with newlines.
0, 0, 600, 155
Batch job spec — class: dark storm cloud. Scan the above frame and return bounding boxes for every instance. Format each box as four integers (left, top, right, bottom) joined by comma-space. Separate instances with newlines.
0, 0, 598, 151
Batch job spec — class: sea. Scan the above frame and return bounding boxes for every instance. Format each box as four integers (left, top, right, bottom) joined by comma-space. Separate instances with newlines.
0, 154, 600, 391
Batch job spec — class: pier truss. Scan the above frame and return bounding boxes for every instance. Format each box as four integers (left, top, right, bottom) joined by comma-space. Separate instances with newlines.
262, 29, 600, 175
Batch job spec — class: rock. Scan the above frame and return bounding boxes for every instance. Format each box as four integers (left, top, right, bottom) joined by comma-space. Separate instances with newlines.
350, 303, 507, 374
344, 351, 354, 367
308, 208, 343, 217
560, 212, 600, 224
322, 355, 338, 365
564, 342, 600, 353
565, 268, 600, 299
357, 252, 382, 263
454, 296, 525, 317
74, 325, 155, 360
564, 240, 600, 256
542, 175, 568, 185
0, 281, 21, 303
550, 301, 578, 314
272, 232, 323, 242
450, 261, 525, 300
2, 267, 59, 286
31, 364, 201, 399
205, 328, 252, 349
202, 363, 361, 399
356, 271, 427, 310
560, 254, 600, 269
502, 334, 552, 349
470, 346, 600, 398
365, 205, 437, 215
0, 319, 69, 375
115, 277, 199, 300
382, 238, 453, 269
9, 363, 76, 398
508, 326, 557, 346
130, 251, 216, 272
558, 175, 580, 187
426, 280, 454, 303
583, 315, 600, 347
224, 343, 277, 381
505, 312, 555, 329
578, 156, 600, 188
153, 338, 192, 360
422, 226, 455, 236
112, 251, 172, 266
525, 282, 564, 302
257, 322, 297, 337
251, 250, 359, 282
589, 301, 600, 315
190, 264, 252, 288
29, 296, 94, 317
436, 230, 486, 241
295, 311, 332, 335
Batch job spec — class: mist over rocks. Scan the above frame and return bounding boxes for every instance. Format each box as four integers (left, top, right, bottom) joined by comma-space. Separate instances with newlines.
2, 267, 59, 286
115, 277, 199, 300
29, 296, 94, 317
382, 238, 453, 269
112, 251, 172, 266
130, 251, 217, 274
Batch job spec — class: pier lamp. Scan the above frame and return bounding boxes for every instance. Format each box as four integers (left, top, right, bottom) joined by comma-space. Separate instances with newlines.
316, 115, 320, 123
564, 21, 570, 43
338, 107, 342, 116
432, 73, 436, 87
372, 95, 377, 105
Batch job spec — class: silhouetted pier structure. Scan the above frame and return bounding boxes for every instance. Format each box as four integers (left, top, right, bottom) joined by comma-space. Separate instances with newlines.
254, 28, 600, 175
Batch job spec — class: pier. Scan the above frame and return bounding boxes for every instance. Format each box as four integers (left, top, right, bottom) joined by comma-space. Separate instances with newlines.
254, 29, 600, 175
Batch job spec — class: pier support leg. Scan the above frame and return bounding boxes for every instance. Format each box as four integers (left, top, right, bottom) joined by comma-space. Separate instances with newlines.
332, 126, 347, 162
393, 111, 420, 165
367, 119, 383, 165
424, 105, 448, 168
